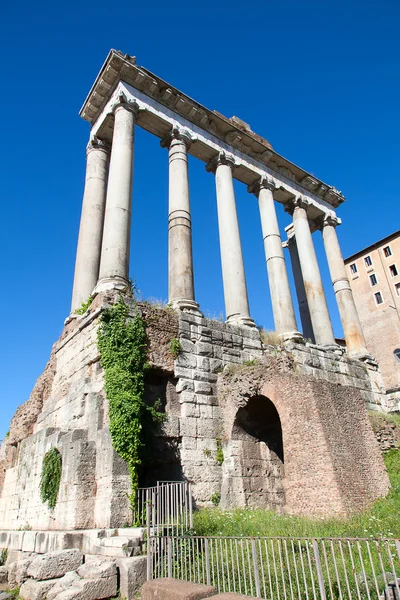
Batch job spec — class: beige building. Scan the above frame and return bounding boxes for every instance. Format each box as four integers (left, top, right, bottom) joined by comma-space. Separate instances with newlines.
345, 231, 400, 404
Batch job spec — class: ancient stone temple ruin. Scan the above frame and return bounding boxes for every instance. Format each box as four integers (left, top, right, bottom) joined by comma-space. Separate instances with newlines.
0, 50, 392, 537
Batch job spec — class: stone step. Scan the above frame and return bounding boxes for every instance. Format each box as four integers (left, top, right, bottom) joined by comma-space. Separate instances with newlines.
100, 536, 140, 548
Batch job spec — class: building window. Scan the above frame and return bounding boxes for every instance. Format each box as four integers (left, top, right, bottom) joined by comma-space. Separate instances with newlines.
374, 291, 383, 305
394, 349, 400, 363
369, 274, 378, 286
389, 264, 398, 277
364, 255, 373, 267
383, 245, 392, 257
350, 263, 357, 274
395, 283, 400, 296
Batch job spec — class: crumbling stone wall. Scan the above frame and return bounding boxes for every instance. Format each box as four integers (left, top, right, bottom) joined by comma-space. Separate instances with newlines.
0, 292, 392, 529
0, 293, 178, 531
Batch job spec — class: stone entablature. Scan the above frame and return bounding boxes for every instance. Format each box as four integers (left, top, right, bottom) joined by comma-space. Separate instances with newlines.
80, 50, 344, 210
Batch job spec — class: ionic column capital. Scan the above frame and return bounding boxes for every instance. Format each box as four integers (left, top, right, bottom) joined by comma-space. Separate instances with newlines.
320, 214, 340, 229
284, 196, 309, 215
111, 92, 140, 119
248, 175, 276, 196
160, 126, 194, 149
86, 136, 110, 155
206, 151, 236, 174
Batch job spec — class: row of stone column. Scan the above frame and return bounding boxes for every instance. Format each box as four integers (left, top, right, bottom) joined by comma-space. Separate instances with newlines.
71, 99, 369, 358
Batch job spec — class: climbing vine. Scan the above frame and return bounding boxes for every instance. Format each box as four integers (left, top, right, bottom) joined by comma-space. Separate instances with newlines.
40, 447, 62, 510
75, 295, 93, 315
97, 297, 163, 510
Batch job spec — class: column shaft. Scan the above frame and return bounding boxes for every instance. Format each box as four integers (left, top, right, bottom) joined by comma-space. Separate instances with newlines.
322, 218, 369, 357
287, 236, 315, 342
163, 131, 197, 309
256, 182, 301, 339
211, 155, 253, 326
98, 102, 136, 286
71, 138, 109, 311
292, 200, 336, 346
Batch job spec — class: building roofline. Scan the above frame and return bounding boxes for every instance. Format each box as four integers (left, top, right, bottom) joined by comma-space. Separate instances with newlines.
79, 49, 345, 209
344, 230, 400, 263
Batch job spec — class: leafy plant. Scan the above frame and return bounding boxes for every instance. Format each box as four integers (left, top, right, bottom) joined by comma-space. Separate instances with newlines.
0, 548, 7, 565
75, 295, 93, 315
97, 297, 164, 511
211, 492, 221, 506
40, 447, 62, 510
216, 438, 224, 465
203, 448, 212, 458
170, 338, 181, 359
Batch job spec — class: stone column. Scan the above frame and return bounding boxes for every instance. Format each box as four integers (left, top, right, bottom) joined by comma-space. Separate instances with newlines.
207, 152, 254, 327
285, 232, 315, 342
289, 198, 336, 346
97, 98, 138, 290
321, 215, 370, 357
249, 177, 301, 340
161, 127, 200, 313
71, 137, 109, 311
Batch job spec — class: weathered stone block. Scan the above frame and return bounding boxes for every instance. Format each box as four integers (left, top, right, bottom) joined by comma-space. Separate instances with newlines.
141, 578, 216, 600
51, 575, 117, 600
20, 577, 60, 600
47, 572, 80, 600
116, 555, 147, 599
27, 549, 83, 581
7, 558, 33, 587
196, 342, 213, 357
77, 559, 116, 579
194, 381, 212, 395
0, 565, 7, 583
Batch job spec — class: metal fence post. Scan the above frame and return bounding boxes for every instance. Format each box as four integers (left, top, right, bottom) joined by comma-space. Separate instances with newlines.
251, 538, 261, 598
146, 495, 151, 581
312, 539, 327, 600
188, 482, 193, 529
168, 537, 172, 578
205, 538, 211, 586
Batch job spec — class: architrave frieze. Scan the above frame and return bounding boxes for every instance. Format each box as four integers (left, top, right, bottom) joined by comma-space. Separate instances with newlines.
80, 50, 345, 210
90, 81, 338, 220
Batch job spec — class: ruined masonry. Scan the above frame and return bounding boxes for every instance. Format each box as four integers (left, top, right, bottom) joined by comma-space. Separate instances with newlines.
0, 50, 392, 544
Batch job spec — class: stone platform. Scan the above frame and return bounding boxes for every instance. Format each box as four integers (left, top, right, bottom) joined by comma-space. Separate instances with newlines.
0, 291, 391, 531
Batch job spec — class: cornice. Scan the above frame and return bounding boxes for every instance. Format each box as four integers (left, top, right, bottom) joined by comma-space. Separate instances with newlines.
79, 49, 346, 209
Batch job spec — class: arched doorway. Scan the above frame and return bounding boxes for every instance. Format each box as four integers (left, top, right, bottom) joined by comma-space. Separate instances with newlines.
230, 395, 285, 511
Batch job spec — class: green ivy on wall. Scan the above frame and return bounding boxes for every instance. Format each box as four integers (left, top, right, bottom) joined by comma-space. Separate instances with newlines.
40, 447, 62, 510
97, 297, 163, 510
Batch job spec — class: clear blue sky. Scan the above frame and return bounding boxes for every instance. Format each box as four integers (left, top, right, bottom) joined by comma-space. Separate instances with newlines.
1, 0, 399, 439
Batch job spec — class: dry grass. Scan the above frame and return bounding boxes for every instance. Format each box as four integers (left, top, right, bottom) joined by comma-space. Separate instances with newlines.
259, 328, 281, 347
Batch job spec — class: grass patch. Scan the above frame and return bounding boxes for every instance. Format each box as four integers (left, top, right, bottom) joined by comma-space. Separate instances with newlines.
193, 449, 400, 538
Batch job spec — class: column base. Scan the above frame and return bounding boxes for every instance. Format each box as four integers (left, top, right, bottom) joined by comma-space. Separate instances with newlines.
94, 277, 130, 294
349, 350, 376, 363
279, 330, 304, 343
170, 298, 203, 316
226, 315, 257, 328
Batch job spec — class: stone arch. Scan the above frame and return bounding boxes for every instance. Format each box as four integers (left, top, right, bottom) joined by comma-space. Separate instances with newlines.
221, 394, 285, 512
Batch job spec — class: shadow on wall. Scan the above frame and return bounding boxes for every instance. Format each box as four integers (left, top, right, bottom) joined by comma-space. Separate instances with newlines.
222, 395, 285, 511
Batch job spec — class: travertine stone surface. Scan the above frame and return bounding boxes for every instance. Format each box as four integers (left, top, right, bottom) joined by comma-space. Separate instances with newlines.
291, 200, 336, 346
210, 154, 253, 327
98, 102, 137, 288
27, 549, 83, 580
162, 129, 196, 309
0, 290, 392, 528
251, 178, 300, 340
321, 216, 369, 358
71, 138, 109, 312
